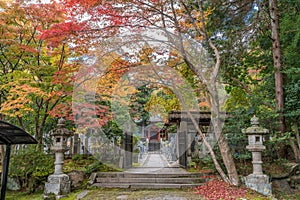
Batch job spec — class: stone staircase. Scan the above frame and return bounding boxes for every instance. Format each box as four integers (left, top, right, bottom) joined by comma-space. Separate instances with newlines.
89, 171, 211, 189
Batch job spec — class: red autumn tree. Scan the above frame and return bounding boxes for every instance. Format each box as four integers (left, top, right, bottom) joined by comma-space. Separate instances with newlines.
0, 1, 79, 144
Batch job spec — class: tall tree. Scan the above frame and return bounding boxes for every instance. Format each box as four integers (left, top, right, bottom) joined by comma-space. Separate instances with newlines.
129, 85, 154, 136
269, 0, 285, 133
278, 0, 300, 159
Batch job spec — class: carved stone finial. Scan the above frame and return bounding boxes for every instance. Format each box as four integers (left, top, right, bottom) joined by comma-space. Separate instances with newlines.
57, 118, 65, 127
250, 115, 259, 126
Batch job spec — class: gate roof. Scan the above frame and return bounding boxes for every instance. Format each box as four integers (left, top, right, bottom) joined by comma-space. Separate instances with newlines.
0, 120, 37, 145
168, 111, 212, 125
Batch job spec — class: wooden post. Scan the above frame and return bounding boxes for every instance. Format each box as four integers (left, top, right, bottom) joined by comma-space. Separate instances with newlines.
1, 144, 11, 200
178, 120, 187, 168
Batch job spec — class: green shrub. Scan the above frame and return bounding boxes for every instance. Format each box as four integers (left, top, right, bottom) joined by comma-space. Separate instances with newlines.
9, 145, 54, 193
71, 154, 83, 161
85, 160, 102, 174
187, 161, 197, 168
84, 159, 122, 174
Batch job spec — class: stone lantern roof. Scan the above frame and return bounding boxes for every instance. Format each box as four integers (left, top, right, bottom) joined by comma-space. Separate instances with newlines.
49, 118, 73, 137
242, 116, 269, 135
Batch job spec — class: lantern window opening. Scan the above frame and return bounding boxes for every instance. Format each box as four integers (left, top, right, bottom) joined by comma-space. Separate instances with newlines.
255, 136, 260, 143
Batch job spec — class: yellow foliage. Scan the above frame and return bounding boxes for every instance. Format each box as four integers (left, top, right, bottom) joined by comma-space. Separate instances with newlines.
176, 6, 213, 41
113, 79, 138, 105
1, 84, 47, 117
96, 53, 131, 99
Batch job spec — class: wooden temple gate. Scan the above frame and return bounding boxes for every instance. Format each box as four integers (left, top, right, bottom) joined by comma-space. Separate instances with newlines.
168, 111, 212, 168
120, 111, 214, 169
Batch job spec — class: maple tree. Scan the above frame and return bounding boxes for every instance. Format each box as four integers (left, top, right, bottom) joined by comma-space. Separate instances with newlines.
0, 0, 119, 139
0, 1, 79, 144
96, 53, 132, 99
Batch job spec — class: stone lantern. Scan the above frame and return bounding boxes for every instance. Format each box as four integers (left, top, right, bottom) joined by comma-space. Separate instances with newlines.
242, 116, 272, 196
44, 118, 74, 199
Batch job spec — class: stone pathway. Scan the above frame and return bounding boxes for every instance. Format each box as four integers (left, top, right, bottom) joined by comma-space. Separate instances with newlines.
125, 153, 188, 174
80, 189, 205, 200
143, 153, 169, 168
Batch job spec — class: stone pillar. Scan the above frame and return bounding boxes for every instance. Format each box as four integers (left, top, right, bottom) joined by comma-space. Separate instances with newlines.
178, 120, 187, 168
186, 123, 191, 157
69, 137, 73, 156
186, 123, 196, 164
54, 151, 64, 174
123, 131, 133, 169
73, 134, 79, 155
84, 136, 89, 155
44, 118, 74, 199
243, 116, 272, 196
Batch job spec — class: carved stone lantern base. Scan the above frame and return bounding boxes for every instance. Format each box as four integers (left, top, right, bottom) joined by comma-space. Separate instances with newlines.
44, 174, 71, 199
244, 174, 272, 196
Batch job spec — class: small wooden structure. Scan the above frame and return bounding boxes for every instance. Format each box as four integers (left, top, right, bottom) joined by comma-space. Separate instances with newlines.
144, 115, 165, 152
0, 120, 38, 200
144, 124, 161, 152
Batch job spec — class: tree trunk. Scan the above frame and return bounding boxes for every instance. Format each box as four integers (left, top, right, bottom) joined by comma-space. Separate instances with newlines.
269, 0, 286, 133
289, 139, 300, 161
217, 130, 240, 185
293, 120, 300, 162
193, 1, 240, 185
294, 120, 300, 150
175, 91, 232, 184
0, 115, 5, 183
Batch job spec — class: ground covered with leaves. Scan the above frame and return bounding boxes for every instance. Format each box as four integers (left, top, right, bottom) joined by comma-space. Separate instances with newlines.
194, 179, 269, 200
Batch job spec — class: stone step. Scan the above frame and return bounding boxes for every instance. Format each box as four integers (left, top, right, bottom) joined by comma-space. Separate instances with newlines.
95, 172, 206, 179
92, 183, 203, 189
90, 170, 213, 189
96, 177, 206, 184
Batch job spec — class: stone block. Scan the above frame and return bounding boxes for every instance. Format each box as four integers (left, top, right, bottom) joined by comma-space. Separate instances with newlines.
68, 170, 86, 190
272, 179, 292, 194
244, 174, 272, 196
44, 174, 71, 199
7, 177, 21, 191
